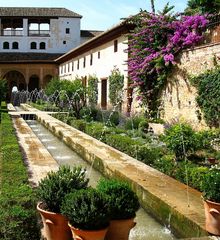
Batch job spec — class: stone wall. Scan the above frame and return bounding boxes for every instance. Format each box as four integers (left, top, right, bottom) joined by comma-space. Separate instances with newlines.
161, 42, 220, 130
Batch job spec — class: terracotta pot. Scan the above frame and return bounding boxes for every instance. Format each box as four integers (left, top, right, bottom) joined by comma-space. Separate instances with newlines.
37, 202, 72, 240
204, 199, 220, 235
104, 218, 136, 240
68, 223, 108, 240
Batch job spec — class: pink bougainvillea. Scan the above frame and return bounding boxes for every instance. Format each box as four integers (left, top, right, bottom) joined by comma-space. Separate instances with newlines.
127, 11, 208, 118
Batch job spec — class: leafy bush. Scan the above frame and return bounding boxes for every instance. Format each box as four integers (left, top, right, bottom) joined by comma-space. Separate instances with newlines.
37, 165, 89, 213
188, 166, 209, 191
0, 112, 40, 240
201, 166, 220, 202
138, 120, 149, 133
163, 123, 199, 160
61, 188, 110, 230
190, 67, 220, 127
70, 119, 87, 132
153, 154, 176, 176
105, 134, 140, 158
97, 178, 140, 220
79, 106, 98, 122
96, 110, 120, 126
124, 115, 145, 130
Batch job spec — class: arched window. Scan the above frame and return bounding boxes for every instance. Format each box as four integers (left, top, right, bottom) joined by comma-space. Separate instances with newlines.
30, 42, 37, 49
40, 42, 46, 49
12, 42, 19, 49
3, 42, 9, 49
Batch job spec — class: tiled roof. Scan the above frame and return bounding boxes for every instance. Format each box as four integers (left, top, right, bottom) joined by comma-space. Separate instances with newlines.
0, 53, 63, 63
0, 7, 82, 18
81, 30, 104, 38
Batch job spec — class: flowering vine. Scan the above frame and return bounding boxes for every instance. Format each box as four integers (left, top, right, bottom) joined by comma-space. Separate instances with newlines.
127, 11, 208, 118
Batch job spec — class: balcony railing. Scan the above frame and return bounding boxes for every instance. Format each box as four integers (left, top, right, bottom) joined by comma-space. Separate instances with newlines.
1, 30, 23, 36
28, 30, 50, 37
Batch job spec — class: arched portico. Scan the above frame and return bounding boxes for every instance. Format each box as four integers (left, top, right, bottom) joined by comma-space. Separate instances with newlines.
4, 70, 26, 100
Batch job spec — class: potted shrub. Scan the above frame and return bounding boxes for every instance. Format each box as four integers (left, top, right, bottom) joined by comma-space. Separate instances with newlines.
201, 167, 220, 235
37, 165, 89, 240
61, 188, 110, 240
97, 178, 140, 240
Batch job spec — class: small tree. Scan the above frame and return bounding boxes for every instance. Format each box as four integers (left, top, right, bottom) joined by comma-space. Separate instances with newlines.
109, 67, 124, 110
185, 0, 220, 15
87, 75, 98, 107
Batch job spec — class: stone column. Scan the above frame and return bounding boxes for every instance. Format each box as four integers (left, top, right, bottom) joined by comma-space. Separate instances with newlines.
23, 18, 28, 36
25, 67, 29, 91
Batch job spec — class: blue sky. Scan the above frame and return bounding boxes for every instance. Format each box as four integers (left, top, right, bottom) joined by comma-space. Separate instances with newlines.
0, 0, 189, 30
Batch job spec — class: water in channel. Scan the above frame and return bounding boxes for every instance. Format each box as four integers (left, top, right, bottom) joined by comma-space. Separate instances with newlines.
27, 119, 176, 240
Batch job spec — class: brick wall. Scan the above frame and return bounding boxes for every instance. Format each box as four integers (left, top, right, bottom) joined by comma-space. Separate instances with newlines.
161, 42, 220, 130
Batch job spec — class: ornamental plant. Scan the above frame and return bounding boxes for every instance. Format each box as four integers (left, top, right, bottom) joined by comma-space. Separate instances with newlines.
201, 166, 220, 203
61, 188, 110, 230
97, 178, 140, 220
87, 75, 98, 106
127, 9, 208, 118
37, 165, 89, 213
109, 67, 124, 109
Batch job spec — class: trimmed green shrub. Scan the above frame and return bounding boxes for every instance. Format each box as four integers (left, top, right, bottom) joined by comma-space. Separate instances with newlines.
61, 188, 110, 230
87, 75, 98, 106
0, 112, 40, 240
37, 165, 89, 213
97, 178, 140, 220
138, 120, 149, 133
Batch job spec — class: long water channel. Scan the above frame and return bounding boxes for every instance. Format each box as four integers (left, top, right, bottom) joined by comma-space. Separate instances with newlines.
27, 119, 176, 240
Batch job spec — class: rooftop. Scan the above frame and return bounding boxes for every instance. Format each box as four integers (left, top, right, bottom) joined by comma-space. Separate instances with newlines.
80, 30, 104, 38
0, 7, 82, 18
0, 53, 63, 63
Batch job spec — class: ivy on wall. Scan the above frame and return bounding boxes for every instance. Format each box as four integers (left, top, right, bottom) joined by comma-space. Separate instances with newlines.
190, 67, 220, 128
108, 67, 124, 109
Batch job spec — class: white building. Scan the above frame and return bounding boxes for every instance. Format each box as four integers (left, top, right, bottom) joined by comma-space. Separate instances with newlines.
0, 7, 82, 54
56, 21, 134, 112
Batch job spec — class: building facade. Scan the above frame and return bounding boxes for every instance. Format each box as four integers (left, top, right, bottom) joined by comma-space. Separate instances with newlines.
0, 7, 83, 99
56, 21, 134, 112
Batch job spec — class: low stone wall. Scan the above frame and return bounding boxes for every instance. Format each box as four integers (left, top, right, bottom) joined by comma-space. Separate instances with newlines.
19, 106, 209, 238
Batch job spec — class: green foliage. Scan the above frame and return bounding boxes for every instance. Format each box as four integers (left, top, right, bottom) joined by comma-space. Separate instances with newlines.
0, 113, 40, 240
190, 67, 220, 127
87, 75, 98, 106
0, 79, 7, 103
37, 165, 89, 213
138, 120, 149, 133
124, 115, 145, 130
185, 0, 220, 14
96, 109, 120, 126
71, 119, 87, 132
45, 77, 62, 95
201, 167, 220, 202
61, 188, 110, 230
108, 67, 124, 108
163, 123, 199, 160
79, 106, 98, 122
97, 178, 140, 220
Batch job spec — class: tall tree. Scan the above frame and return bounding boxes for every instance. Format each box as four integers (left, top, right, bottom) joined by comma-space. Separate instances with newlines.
185, 0, 220, 15
150, 0, 155, 13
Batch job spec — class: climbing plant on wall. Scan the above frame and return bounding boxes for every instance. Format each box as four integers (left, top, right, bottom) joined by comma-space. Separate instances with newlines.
190, 67, 220, 128
87, 75, 98, 106
127, 6, 208, 119
108, 67, 124, 109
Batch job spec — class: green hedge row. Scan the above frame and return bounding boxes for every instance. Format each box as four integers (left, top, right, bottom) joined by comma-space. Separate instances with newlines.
59, 116, 211, 192
0, 111, 40, 240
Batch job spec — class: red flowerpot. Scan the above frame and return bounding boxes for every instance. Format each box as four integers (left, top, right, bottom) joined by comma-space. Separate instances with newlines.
105, 218, 136, 240
204, 199, 220, 235
37, 202, 72, 240
68, 223, 108, 240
